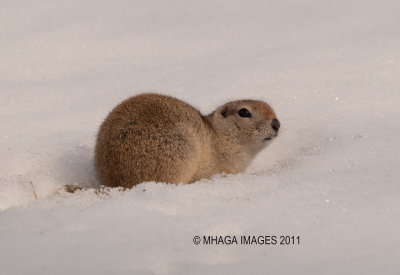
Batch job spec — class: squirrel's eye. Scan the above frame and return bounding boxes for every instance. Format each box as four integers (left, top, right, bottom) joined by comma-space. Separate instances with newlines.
238, 108, 251, 118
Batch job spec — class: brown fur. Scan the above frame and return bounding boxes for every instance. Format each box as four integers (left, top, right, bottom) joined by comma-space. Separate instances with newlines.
95, 93, 279, 188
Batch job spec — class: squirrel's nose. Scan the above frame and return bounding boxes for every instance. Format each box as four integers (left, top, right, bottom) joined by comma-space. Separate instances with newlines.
271, 118, 280, 132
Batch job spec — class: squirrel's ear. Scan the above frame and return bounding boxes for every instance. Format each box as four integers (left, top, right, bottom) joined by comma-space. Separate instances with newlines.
212, 104, 229, 118
220, 106, 228, 118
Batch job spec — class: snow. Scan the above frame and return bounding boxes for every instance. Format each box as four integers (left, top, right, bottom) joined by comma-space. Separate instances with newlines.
1, 0, 400, 274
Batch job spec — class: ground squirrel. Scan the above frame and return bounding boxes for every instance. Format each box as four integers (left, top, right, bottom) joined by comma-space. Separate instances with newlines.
95, 93, 280, 188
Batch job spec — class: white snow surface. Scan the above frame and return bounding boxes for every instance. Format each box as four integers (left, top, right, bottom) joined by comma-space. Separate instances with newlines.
1, 0, 400, 274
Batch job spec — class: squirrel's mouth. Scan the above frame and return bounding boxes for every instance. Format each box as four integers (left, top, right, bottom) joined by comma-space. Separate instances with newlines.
263, 132, 278, 141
